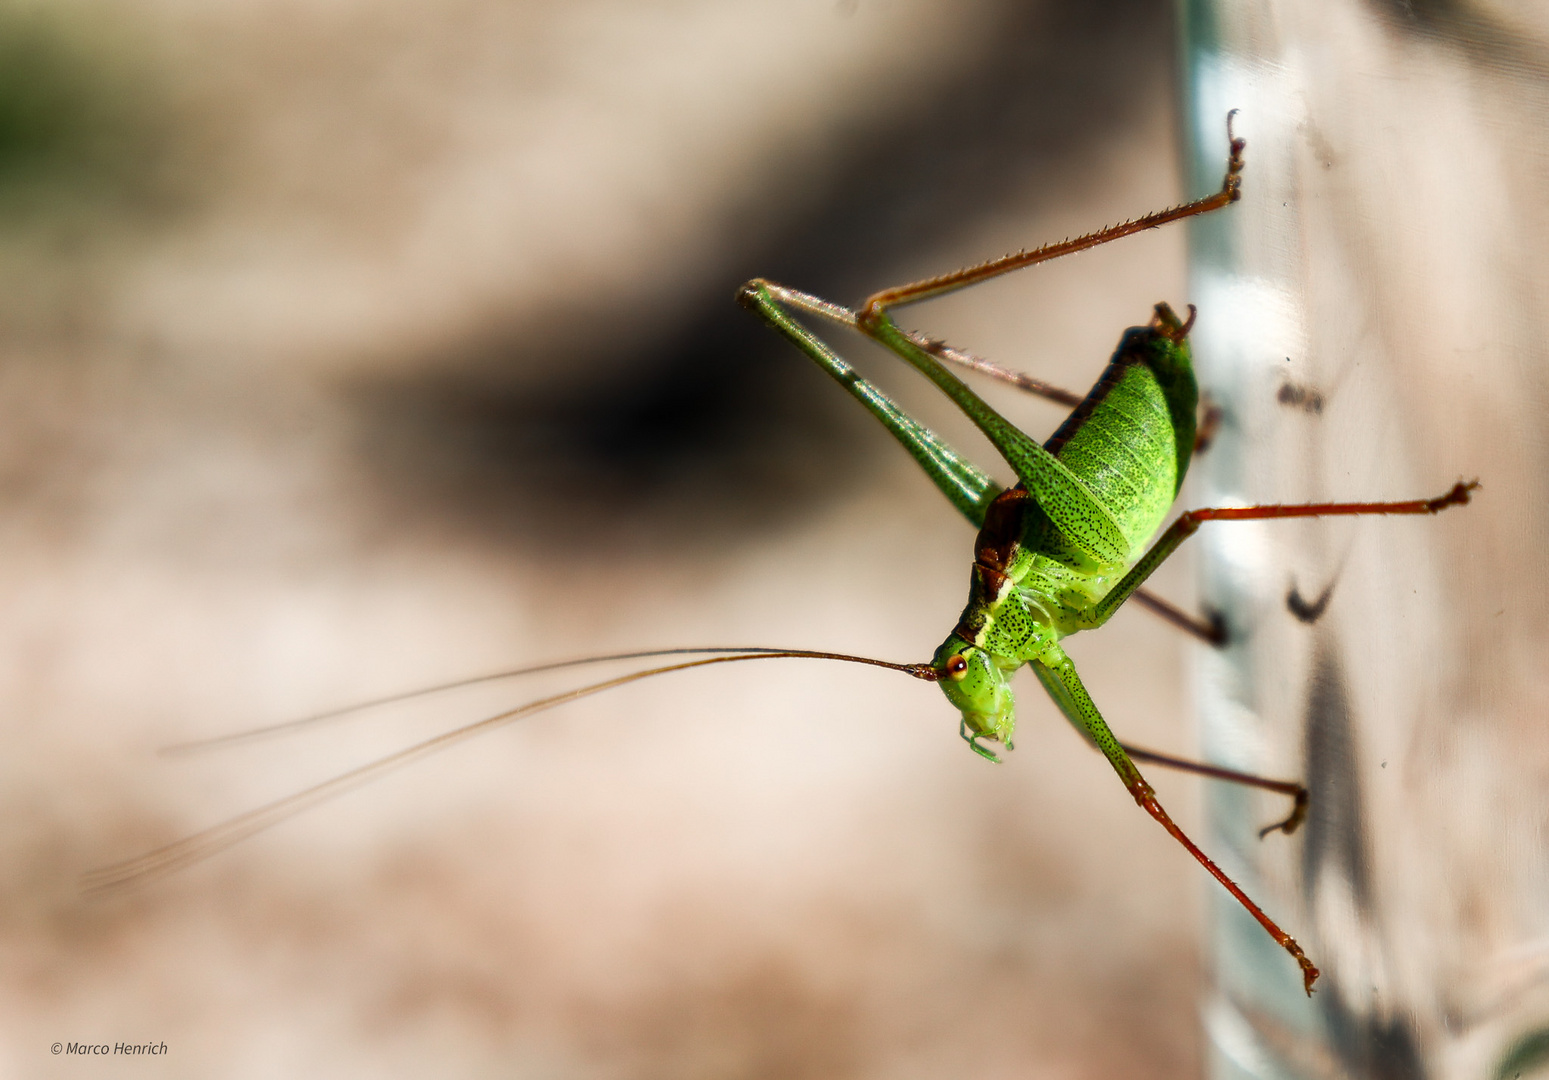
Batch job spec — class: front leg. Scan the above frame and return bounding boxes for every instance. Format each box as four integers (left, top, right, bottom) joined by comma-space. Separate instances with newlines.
1031, 645, 1320, 994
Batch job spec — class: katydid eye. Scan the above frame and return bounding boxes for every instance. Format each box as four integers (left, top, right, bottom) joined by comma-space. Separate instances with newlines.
945, 655, 969, 680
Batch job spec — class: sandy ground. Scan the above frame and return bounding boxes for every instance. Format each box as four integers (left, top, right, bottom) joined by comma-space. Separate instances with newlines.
0, 1, 1226, 1077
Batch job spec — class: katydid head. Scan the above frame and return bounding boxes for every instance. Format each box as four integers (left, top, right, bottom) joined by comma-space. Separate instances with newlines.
932, 634, 1015, 762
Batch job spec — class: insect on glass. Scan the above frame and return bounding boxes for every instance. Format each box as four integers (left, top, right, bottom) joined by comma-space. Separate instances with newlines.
86, 114, 1476, 997
736, 113, 1475, 994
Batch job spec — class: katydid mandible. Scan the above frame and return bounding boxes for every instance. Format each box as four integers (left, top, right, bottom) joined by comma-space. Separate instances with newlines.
84, 115, 1477, 998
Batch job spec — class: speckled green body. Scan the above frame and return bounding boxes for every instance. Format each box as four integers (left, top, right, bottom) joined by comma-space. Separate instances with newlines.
934, 309, 1198, 750
738, 278, 1205, 761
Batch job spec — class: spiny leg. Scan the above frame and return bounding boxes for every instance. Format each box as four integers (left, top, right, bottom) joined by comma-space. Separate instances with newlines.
1034, 646, 1320, 994
1089, 481, 1480, 630
1119, 742, 1307, 837
823, 115, 1248, 575
916, 336, 1082, 407
855, 113, 1244, 326
759, 282, 1084, 409
1132, 774, 1318, 993
738, 280, 1000, 527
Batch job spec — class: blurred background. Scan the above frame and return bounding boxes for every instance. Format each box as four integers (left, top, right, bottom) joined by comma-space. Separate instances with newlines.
3, 0, 1543, 1077
0, 1, 1217, 1076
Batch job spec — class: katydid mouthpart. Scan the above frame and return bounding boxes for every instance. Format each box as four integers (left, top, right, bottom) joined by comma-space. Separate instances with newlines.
85, 114, 1477, 998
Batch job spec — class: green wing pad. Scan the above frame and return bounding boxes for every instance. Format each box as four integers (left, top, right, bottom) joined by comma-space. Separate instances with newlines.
872, 318, 1132, 568
1043, 326, 1198, 552
1012, 445, 1132, 567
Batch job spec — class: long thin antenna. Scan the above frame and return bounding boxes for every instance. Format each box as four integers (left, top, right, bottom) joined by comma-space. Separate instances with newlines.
162, 647, 819, 755
83, 650, 937, 896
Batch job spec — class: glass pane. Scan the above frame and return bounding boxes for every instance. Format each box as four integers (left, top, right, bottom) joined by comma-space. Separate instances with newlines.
1182, 4, 1549, 1078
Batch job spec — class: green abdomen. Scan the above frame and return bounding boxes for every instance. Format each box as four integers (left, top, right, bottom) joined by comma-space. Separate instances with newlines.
1044, 345, 1195, 553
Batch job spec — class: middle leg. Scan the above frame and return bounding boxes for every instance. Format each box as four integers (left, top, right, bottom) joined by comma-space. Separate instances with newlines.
1090, 481, 1479, 629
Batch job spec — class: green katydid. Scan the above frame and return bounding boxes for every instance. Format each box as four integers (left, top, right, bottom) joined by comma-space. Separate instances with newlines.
84, 115, 1477, 998
734, 116, 1474, 995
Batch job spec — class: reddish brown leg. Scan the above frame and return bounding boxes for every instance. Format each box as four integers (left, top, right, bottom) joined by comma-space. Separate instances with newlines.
914, 336, 1083, 408
1120, 742, 1307, 837
856, 119, 1246, 326
1180, 481, 1478, 528
1094, 481, 1479, 628
1126, 775, 1321, 995
1125, 591, 1227, 646
1038, 648, 1317, 992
